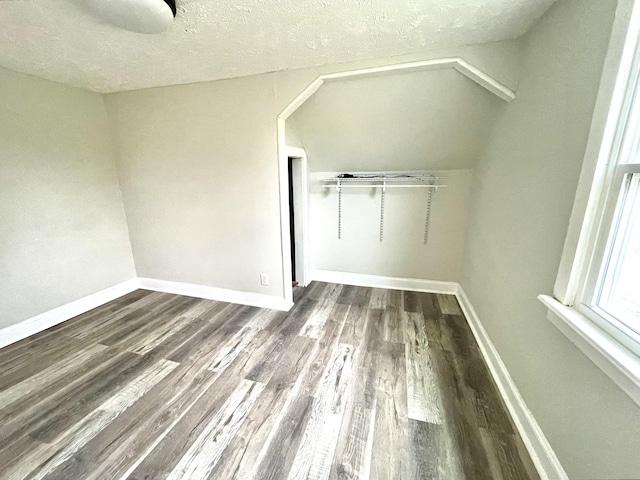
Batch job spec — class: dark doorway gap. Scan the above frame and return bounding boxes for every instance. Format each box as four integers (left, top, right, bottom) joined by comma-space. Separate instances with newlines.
288, 157, 297, 285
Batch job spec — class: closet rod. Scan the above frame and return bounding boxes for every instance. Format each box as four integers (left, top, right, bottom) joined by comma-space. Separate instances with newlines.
322, 184, 447, 189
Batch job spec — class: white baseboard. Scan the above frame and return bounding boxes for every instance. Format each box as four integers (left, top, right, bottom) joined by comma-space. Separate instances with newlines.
0, 278, 140, 350
137, 278, 293, 312
455, 286, 568, 480
309, 269, 458, 294
0, 277, 293, 351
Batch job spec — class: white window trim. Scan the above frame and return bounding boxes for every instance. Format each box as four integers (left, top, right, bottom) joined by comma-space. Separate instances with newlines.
540, 0, 640, 407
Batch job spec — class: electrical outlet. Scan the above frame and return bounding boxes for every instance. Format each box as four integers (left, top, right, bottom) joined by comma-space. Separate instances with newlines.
260, 273, 269, 286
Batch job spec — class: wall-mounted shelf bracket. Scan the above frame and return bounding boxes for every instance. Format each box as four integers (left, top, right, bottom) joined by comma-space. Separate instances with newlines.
323, 174, 447, 242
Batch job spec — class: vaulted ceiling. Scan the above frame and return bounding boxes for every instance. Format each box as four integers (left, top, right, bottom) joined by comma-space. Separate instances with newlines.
0, 0, 556, 93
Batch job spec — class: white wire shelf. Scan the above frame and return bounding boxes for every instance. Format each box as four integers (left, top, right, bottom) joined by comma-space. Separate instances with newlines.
322, 174, 447, 190
322, 173, 445, 244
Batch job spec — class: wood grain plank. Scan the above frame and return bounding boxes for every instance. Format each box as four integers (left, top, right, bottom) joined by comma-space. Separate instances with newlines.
330, 340, 377, 480
267, 297, 317, 337
419, 292, 442, 319
5, 359, 178, 480
436, 294, 463, 316
0, 346, 121, 431
351, 287, 372, 308
304, 282, 328, 301
73, 308, 157, 345
368, 288, 387, 310
479, 427, 542, 480
0, 350, 148, 449
165, 379, 265, 480
369, 342, 409, 480
0, 335, 85, 391
336, 285, 357, 305
27, 353, 171, 444
123, 291, 176, 310
128, 315, 196, 355
109, 348, 269, 480
330, 403, 376, 480
339, 306, 369, 347
436, 348, 493, 479
244, 328, 304, 385
43, 305, 136, 340
248, 313, 349, 479
146, 316, 210, 359
205, 325, 261, 372
442, 314, 514, 434
403, 291, 420, 313
179, 298, 227, 319
298, 283, 343, 338
206, 382, 297, 479
419, 293, 450, 352
40, 360, 222, 480
402, 310, 443, 424
387, 289, 402, 311
381, 308, 402, 344
363, 308, 385, 353
165, 304, 246, 364
105, 307, 195, 353
0, 343, 108, 409
287, 343, 354, 480
408, 419, 447, 480
249, 395, 314, 480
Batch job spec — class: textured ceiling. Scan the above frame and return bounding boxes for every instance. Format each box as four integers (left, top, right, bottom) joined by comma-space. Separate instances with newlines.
0, 0, 556, 93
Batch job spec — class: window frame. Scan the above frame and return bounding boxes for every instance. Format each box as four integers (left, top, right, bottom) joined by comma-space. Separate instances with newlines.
540, 0, 640, 407
576, 165, 640, 358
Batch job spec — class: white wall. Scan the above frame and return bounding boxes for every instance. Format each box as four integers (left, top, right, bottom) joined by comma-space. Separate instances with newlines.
292, 69, 501, 172
106, 41, 519, 300
285, 117, 304, 149
105, 74, 285, 297
0, 67, 135, 330
310, 170, 471, 281
460, 0, 640, 478
291, 68, 502, 283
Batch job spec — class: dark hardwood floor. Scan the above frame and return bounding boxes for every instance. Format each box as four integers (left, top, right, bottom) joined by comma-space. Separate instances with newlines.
0, 283, 539, 480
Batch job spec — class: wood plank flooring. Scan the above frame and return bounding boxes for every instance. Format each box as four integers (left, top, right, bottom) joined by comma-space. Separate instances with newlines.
0, 283, 539, 480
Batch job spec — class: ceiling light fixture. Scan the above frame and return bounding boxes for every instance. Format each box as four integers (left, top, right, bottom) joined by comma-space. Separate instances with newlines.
85, 0, 177, 34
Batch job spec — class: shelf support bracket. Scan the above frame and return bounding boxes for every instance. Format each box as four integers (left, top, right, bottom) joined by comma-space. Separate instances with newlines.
379, 180, 387, 242
337, 179, 342, 240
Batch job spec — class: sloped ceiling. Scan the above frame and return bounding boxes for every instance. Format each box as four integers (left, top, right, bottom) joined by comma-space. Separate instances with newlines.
0, 0, 555, 93
291, 69, 502, 172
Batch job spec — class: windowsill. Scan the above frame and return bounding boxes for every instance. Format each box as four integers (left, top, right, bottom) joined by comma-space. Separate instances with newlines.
538, 294, 640, 407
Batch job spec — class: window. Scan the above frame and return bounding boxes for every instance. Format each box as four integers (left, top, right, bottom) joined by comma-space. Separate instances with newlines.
596, 172, 640, 328
578, 162, 640, 358
540, 3, 640, 405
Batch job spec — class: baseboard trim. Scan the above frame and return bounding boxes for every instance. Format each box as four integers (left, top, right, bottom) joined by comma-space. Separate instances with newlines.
309, 269, 458, 294
455, 286, 568, 480
0, 279, 140, 350
137, 278, 294, 312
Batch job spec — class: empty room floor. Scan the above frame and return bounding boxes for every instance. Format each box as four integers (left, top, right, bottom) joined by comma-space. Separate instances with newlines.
0, 283, 539, 479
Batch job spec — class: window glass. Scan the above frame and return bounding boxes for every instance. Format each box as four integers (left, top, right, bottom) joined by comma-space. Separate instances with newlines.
596, 173, 640, 332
